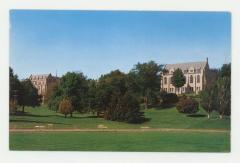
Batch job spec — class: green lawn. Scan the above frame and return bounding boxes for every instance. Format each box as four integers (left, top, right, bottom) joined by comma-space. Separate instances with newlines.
9, 131, 230, 152
9, 105, 230, 152
9, 105, 230, 130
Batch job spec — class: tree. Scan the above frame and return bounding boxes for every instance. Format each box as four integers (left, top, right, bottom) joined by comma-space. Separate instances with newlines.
18, 79, 40, 112
59, 98, 73, 118
171, 68, 186, 94
199, 63, 231, 119
200, 82, 219, 119
130, 61, 163, 109
10, 67, 40, 113
176, 96, 199, 114
9, 67, 21, 107
159, 91, 178, 107
217, 76, 231, 119
44, 81, 59, 104
87, 79, 99, 114
96, 70, 144, 123
48, 72, 89, 116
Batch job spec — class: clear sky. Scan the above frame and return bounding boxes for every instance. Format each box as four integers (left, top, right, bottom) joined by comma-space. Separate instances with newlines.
10, 10, 231, 79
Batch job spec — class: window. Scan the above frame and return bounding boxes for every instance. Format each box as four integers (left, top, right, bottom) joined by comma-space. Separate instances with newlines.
197, 75, 200, 83
190, 75, 193, 83
164, 77, 167, 84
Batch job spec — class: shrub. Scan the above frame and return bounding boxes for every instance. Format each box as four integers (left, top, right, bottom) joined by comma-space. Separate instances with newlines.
59, 98, 73, 118
176, 97, 199, 114
160, 91, 178, 106
9, 99, 18, 114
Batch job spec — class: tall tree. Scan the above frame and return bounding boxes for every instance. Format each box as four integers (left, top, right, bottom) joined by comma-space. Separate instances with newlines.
9, 67, 21, 113
96, 70, 144, 123
199, 63, 231, 119
48, 72, 89, 116
18, 79, 40, 112
130, 61, 163, 109
9, 67, 21, 102
200, 84, 219, 119
171, 68, 186, 94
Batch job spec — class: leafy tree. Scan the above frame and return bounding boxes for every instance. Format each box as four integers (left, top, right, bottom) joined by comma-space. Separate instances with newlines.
217, 76, 231, 118
130, 61, 163, 109
9, 67, 21, 106
199, 63, 231, 119
176, 96, 199, 114
171, 68, 186, 94
217, 63, 231, 118
59, 98, 73, 118
44, 81, 59, 104
48, 72, 89, 116
18, 79, 41, 112
159, 91, 178, 107
10, 67, 40, 113
9, 99, 18, 114
48, 86, 62, 112
87, 79, 99, 114
97, 70, 144, 123
200, 84, 219, 119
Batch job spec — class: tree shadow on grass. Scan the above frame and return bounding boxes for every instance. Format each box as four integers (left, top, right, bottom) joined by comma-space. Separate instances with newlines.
154, 104, 176, 110
69, 115, 98, 119
187, 114, 207, 118
10, 119, 71, 125
13, 111, 99, 119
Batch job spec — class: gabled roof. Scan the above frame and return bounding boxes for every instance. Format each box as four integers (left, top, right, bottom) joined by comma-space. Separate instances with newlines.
164, 61, 207, 71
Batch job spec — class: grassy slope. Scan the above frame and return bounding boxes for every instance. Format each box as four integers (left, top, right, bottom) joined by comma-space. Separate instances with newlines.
10, 106, 230, 130
9, 131, 230, 152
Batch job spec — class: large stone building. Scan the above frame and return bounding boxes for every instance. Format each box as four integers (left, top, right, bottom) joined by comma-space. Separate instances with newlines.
161, 58, 209, 94
29, 74, 59, 104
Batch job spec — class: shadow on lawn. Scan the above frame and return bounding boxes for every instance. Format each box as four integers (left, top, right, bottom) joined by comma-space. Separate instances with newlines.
70, 115, 98, 119
10, 119, 71, 125
187, 114, 207, 118
13, 112, 98, 119
153, 104, 176, 110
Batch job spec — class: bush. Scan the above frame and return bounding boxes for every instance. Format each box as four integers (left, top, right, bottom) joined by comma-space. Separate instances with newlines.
160, 91, 178, 106
59, 98, 73, 118
176, 97, 199, 114
9, 99, 18, 114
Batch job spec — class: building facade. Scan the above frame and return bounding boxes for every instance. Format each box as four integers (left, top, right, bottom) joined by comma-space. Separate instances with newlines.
29, 74, 59, 104
161, 59, 209, 94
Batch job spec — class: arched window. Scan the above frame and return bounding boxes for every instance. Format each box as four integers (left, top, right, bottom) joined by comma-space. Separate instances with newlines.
164, 77, 167, 84
197, 75, 200, 83
190, 75, 193, 83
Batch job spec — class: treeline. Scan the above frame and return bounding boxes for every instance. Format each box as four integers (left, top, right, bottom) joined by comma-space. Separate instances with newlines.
9, 68, 41, 113
48, 61, 163, 123
9, 61, 231, 123
200, 63, 231, 119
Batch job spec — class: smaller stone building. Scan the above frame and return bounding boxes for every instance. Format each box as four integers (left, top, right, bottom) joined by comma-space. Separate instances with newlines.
29, 74, 59, 104
161, 59, 210, 94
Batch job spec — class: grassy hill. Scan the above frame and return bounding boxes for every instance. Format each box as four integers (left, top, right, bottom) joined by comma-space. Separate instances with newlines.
9, 106, 230, 152
10, 105, 230, 130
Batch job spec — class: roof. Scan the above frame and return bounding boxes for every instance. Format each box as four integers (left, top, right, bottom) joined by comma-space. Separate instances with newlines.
29, 74, 53, 80
164, 61, 207, 71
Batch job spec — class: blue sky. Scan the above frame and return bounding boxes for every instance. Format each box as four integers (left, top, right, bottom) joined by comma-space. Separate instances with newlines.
10, 10, 231, 79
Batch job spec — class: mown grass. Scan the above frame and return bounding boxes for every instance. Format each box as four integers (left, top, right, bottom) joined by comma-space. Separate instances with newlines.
9, 131, 230, 152
9, 105, 230, 130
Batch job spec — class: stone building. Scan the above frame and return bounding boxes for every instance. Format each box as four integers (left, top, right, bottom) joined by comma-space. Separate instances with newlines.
161, 58, 209, 94
29, 74, 59, 104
